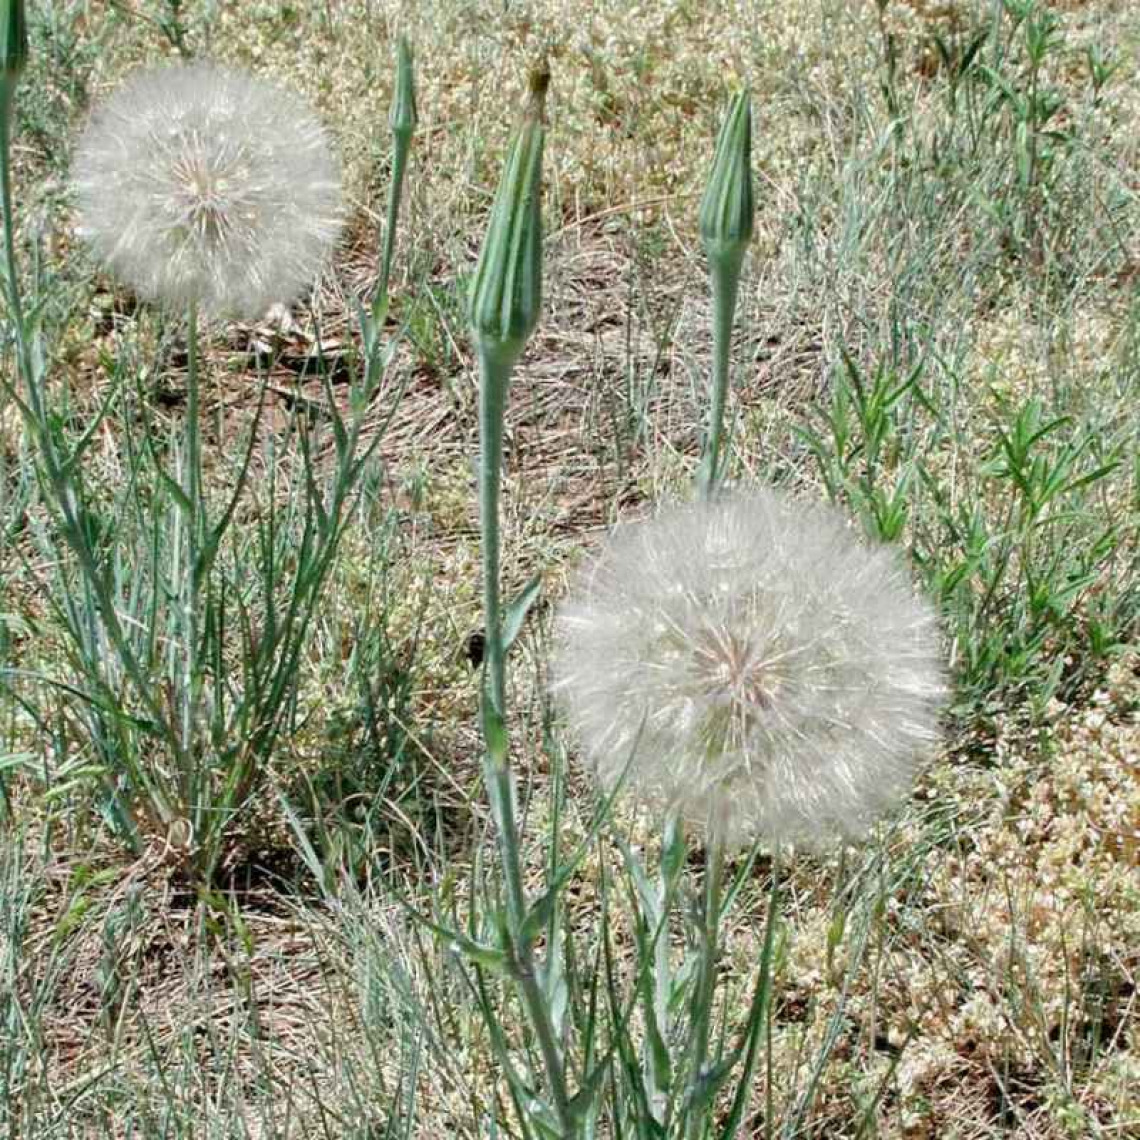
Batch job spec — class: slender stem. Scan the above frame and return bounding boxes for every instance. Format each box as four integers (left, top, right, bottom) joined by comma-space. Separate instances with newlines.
372, 131, 410, 328
516, 953, 573, 1132
650, 810, 683, 1125
478, 342, 508, 719
698, 254, 743, 500
182, 300, 205, 840
1, 97, 35, 422
477, 341, 574, 1135
1027, 59, 1040, 195
687, 831, 726, 1124
185, 302, 203, 525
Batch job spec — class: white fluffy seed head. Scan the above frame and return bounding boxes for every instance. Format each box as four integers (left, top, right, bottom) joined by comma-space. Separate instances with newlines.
553, 487, 947, 848
72, 63, 343, 319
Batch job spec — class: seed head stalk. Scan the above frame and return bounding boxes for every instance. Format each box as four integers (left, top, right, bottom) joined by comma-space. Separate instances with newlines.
1, 0, 29, 404
181, 299, 205, 816
684, 822, 726, 1137
477, 341, 510, 721
470, 64, 574, 1135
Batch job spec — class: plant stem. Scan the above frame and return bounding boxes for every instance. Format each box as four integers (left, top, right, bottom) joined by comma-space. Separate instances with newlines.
0, 97, 29, 396
478, 343, 508, 720
477, 342, 574, 1135
182, 300, 205, 846
686, 829, 726, 1137
373, 131, 410, 328
698, 253, 743, 500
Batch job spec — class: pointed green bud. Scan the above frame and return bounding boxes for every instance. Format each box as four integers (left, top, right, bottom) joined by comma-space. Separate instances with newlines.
389, 35, 416, 141
699, 91, 754, 270
0, 0, 26, 81
469, 63, 548, 374
371, 35, 416, 329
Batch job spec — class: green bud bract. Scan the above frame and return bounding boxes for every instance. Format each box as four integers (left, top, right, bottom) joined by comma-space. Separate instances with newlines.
389, 35, 416, 139
699, 91, 754, 268
469, 66, 547, 373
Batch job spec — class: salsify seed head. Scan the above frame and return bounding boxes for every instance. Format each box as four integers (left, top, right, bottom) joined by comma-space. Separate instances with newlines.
73, 63, 342, 319
553, 487, 947, 848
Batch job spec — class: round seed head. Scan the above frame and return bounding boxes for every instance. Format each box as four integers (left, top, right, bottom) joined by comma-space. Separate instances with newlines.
72, 62, 342, 319
553, 487, 947, 848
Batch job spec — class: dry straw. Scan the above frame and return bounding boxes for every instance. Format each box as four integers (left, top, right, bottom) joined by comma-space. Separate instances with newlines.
72, 62, 342, 318
555, 487, 947, 847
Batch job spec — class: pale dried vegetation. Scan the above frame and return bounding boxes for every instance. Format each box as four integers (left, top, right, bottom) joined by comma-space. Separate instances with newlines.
2, 0, 1139, 1136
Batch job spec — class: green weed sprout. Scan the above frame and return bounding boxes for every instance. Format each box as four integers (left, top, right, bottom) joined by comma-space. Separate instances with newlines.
697, 91, 753, 498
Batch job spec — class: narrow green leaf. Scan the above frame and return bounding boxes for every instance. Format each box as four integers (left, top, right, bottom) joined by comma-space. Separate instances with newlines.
482, 694, 509, 769
503, 572, 542, 651
0, 751, 33, 773
686, 1053, 739, 1119
416, 910, 511, 974
518, 885, 557, 949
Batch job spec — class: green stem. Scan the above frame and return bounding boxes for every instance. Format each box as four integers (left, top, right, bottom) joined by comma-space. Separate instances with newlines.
183, 300, 205, 837
698, 253, 743, 500
477, 341, 574, 1136
185, 302, 203, 525
372, 130, 410, 328
649, 810, 684, 1125
0, 96, 28, 388
478, 342, 508, 719
687, 830, 726, 1129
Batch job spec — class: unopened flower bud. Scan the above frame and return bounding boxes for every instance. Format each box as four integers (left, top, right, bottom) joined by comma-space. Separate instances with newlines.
389, 35, 416, 141
469, 63, 548, 374
699, 91, 754, 270
372, 35, 417, 324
